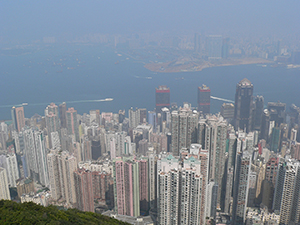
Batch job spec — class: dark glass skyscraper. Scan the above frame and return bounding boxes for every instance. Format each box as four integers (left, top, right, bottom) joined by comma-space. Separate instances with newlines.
197, 84, 211, 114
234, 78, 253, 132
155, 85, 170, 114
253, 95, 264, 131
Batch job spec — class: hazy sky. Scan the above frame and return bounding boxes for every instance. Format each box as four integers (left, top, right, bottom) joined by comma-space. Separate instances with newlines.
1, 0, 300, 43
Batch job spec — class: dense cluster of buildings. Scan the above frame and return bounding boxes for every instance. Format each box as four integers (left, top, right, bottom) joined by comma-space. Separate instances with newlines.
0, 81, 300, 224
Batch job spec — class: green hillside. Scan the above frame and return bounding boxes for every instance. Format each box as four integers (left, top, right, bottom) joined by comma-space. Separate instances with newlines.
0, 200, 129, 225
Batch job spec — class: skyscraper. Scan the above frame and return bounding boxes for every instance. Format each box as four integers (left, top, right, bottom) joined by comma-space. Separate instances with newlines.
268, 102, 286, 127
137, 158, 149, 213
45, 103, 60, 148
0, 167, 10, 200
157, 153, 203, 225
47, 151, 61, 201
171, 104, 198, 156
128, 107, 146, 128
232, 151, 251, 224
155, 86, 170, 114
59, 102, 67, 128
199, 115, 227, 209
234, 78, 254, 132
11, 106, 25, 132
279, 162, 300, 224
23, 128, 49, 186
0, 152, 19, 187
253, 96, 264, 131
74, 168, 94, 212
197, 84, 211, 114
272, 161, 286, 212
113, 158, 140, 217
158, 169, 180, 225
66, 107, 79, 142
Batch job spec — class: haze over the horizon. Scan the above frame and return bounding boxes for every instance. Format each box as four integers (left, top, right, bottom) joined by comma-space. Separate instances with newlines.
1, 0, 300, 44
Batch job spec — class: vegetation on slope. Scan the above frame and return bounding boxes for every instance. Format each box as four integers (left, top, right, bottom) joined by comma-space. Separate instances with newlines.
0, 200, 129, 225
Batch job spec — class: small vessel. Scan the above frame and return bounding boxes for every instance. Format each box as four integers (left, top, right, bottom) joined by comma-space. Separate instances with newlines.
22, 103, 28, 106
104, 98, 113, 101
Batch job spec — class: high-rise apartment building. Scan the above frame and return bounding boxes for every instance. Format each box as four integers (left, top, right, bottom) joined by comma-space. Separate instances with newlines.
66, 107, 79, 142
128, 107, 140, 128
59, 152, 77, 205
0, 167, 10, 200
234, 78, 253, 132
273, 161, 286, 213
171, 104, 198, 156
47, 150, 77, 205
47, 151, 61, 201
198, 115, 227, 208
0, 152, 19, 187
11, 106, 25, 132
113, 158, 140, 217
74, 168, 94, 212
23, 128, 49, 186
148, 153, 157, 211
232, 151, 251, 224
279, 162, 300, 224
197, 84, 211, 114
155, 86, 170, 114
157, 153, 203, 225
59, 102, 67, 128
45, 103, 60, 148
158, 169, 180, 225
34, 130, 49, 187
137, 158, 149, 213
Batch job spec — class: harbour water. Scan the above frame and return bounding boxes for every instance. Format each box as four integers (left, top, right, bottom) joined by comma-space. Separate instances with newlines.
1, 44, 299, 120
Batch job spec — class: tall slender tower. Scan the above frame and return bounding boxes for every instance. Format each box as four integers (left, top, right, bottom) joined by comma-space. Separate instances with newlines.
155, 86, 170, 114
66, 107, 79, 142
59, 102, 67, 128
279, 163, 298, 224
45, 103, 60, 148
197, 84, 211, 114
234, 78, 253, 132
253, 96, 264, 131
232, 151, 251, 224
11, 106, 25, 132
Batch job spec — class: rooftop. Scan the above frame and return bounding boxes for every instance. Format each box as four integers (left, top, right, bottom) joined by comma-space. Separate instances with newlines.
238, 78, 252, 86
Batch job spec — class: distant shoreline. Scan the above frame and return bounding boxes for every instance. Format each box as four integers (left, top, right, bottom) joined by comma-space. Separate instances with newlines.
144, 58, 273, 73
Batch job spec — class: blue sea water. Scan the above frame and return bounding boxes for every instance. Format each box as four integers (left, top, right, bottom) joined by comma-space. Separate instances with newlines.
1, 44, 300, 120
